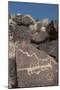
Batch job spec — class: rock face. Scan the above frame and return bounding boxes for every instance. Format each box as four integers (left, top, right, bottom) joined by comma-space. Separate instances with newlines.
15, 41, 58, 88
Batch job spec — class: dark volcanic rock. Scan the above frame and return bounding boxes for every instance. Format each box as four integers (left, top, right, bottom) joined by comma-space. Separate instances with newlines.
15, 41, 58, 88
37, 40, 58, 62
31, 31, 49, 44
47, 21, 58, 40
14, 25, 31, 42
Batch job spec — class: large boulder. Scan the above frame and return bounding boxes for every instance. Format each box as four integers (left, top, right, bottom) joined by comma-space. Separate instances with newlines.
37, 40, 58, 62
31, 31, 49, 44
47, 21, 58, 40
22, 15, 35, 25
15, 41, 58, 88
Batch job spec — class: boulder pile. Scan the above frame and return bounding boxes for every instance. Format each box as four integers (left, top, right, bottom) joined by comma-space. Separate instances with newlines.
8, 14, 58, 88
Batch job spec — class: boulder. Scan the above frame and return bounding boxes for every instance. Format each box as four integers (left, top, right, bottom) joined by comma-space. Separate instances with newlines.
31, 31, 49, 44
13, 14, 24, 25
15, 41, 58, 88
22, 15, 35, 25
37, 40, 58, 62
47, 21, 58, 40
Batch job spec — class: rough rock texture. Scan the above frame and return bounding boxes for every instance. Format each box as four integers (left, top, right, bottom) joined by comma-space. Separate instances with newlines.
15, 41, 58, 88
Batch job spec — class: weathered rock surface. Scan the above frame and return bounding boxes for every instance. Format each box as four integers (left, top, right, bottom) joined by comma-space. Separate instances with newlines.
15, 41, 58, 87
37, 40, 58, 62
31, 31, 49, 44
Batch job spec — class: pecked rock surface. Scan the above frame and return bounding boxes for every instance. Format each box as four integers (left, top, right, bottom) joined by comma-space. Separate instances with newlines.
8, 14, 58, 88
15, 41, 58, 87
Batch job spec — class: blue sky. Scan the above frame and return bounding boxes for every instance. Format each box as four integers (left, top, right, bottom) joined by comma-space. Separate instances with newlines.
8, 1, 58, 21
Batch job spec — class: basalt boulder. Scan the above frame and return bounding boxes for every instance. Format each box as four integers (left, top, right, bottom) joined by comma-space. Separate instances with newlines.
22, 15, 35, 26
37, 40, 58, 62
47, 21, 58, 40
15, 41, 58, 88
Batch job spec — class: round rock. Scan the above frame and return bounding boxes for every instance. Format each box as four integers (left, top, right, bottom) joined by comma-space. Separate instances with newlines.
22, 15, 35, 25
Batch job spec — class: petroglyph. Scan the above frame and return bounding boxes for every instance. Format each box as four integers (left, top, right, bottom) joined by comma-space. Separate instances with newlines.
17, 48, 52, 75
17, 63, 52, 75
18, 48, 48, 66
